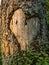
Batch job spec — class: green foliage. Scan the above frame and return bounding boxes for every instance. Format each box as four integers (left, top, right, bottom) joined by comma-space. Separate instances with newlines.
0, 42, 49, 65
8, 42, 49, 65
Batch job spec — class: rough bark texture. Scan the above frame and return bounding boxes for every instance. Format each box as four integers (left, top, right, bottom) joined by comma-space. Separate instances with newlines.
1, 0, 48, 65
38, 0, 48, 43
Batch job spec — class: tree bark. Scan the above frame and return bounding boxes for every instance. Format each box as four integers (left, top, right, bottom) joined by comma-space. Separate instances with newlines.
1, 0, 48, 65
38, 0, 48, 44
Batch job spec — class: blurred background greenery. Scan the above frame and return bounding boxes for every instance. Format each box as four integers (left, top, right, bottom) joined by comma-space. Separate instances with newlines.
0, 0, 49, 65
46, 0, 49, 33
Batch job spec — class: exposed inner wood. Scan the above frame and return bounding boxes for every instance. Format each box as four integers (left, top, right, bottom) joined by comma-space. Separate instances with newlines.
10, 9, 27, 51
10, 8, 40, 51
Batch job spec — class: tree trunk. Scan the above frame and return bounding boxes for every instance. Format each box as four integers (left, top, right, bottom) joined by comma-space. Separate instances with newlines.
38, 0, 48, 43
1, 0, 48, 65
